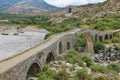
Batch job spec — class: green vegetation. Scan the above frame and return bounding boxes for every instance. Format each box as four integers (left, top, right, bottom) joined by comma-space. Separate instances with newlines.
114, 45, 120, 51
91, 64, 109, 73
107, 63, 120, 73
44, 32, 54, 40
37, 64, 55, 80
81, 54, 94, 67
88, 15, 120, 31
74, 35, 86, 50
63, 50, 94, 68
74, 68, 91, 80
0, 13, 119, 40
55, 69, 69, 80
65, 50, 80, 64
38, 51, 44, 58
1, 32, 8, 35
90, 63, 120, 75
93, 76, 109, 80
112, 38, 120, 43
94, 42, 104, 53
36, 50, 120, 80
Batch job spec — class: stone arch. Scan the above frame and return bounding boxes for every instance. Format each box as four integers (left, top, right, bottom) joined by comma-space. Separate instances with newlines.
67, 41, 71, 50
99, 36, 103, 42
59, 41, 62, 54
83, 32, 94, 55
105, 34, 109, 40
26, 61, 41, 79
46, 51, 56, 63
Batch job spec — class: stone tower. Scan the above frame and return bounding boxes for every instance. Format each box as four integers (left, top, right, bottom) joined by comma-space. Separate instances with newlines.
68, 7, 72, 13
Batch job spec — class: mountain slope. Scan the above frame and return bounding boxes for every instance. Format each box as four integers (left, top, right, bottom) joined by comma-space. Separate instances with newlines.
0, 0, 21, 11
0, 0, 59, 14
51, 0, 120, 18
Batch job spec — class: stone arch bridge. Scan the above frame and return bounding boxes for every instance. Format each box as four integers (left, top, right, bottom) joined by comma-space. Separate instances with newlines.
0, 28, 119, 80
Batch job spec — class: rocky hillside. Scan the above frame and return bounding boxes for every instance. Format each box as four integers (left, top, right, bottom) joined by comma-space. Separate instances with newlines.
0, 0, 59, 14
51, 0, 120, 18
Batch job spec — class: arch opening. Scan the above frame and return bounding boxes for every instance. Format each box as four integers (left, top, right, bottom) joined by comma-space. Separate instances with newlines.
59, 42, 62, 54
26, 62, 41, 79
110, 35, 112, 39
99, 36, 103, 42
67, 41, 71, 50
105, 35, 109, 40
46, 52, 55, 63
95, 34, 98, 42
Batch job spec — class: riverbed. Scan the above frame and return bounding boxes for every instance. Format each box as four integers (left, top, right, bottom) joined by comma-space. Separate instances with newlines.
0, 29, 49, 61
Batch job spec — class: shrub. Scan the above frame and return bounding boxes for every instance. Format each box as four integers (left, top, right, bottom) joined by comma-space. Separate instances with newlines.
44, 32, 54, 40
112, 38, 120, 43
69, 66, 75, 71
115, 33, 120, 38
37, 70, 55, 80
43, 64, 49, 72
37, 64, 55, 80
74, 68, 91, 80
2, 32, 8, 35
107, 63, 120, 73
103, 40, 110, 44
13, 33, 19, 35
90, 64, 109, 73
93, 76, 109, 80
78, 61, 86, 67
94, 42, 104, 53
114, 45, 120, 51
38, 73, 49, 80
54, 69, 69, 80
57, 55, 65, 61
74, 35, 86, 50
65, 50, 81, 64
81, 54, 94, 67
38, 51, 44, 58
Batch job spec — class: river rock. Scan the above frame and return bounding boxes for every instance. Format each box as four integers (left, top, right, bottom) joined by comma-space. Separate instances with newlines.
75, 66, 82, 70
66, 63, 73, 68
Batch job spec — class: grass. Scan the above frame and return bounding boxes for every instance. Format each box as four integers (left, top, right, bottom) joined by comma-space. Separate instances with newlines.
73, 68, 91, 80
90, 64, 109, 73
36, 50, 120, 80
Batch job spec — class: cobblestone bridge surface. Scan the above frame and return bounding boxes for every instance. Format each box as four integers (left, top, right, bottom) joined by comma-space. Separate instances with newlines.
0, 28, 119, 80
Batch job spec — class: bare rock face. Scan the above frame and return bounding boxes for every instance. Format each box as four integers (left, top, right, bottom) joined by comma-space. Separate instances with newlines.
0, 0, 59, 14
51, 0, 120, 18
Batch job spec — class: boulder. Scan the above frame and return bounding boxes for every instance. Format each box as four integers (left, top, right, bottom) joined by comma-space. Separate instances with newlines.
87, 68, 91, 74
75, 66, 82, 70
28, 77, 39, 80
65, 63, 73, 68
54, 61, 59, 64
50, 67, 56, 71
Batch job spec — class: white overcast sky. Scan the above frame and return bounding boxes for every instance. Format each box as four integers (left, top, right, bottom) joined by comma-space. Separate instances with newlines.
44, 0, 106, 7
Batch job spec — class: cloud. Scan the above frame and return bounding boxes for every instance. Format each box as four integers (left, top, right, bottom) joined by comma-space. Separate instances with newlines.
44, 0, 106, 7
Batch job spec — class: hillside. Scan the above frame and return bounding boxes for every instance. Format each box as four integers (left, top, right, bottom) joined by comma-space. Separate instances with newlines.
0, 0, 59, 14
51, 0, 120, 18
0, 0, 119, 32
